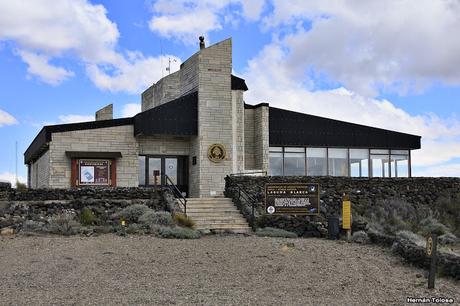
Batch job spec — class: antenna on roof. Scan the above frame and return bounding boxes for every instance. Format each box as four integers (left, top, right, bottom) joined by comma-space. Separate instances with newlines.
166, 57, 177, 75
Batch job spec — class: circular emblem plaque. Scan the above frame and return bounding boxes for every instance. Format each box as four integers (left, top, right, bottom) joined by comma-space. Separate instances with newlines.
207, 144, 226, 163
267, 206, 275, 214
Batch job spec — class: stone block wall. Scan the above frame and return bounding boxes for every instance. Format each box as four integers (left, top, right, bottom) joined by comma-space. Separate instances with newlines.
29, 150, 50, 188
232, 90, 245, 173
196, 38, 233, 197
138, 135, 190, 156
254, 106, 269, 171
244, 108, 255, 170
49, 125, 138, 188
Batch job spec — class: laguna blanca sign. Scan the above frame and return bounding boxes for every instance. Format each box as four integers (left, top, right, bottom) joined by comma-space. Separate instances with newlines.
265, 183, 320, 215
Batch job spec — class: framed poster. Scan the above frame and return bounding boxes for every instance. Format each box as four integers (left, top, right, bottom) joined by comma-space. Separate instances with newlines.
78, 160, 110, 186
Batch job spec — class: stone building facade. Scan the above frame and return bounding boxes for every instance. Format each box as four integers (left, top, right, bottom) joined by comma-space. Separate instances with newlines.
25, 38, 421, 197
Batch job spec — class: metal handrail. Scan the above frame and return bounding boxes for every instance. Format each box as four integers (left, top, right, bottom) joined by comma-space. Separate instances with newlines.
226, 175, 258, 229
162, 174, 187, 215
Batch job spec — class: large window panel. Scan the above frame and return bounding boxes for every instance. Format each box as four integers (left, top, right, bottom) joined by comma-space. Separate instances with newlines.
138, 156, 146, 185
284, 148, 305, 176
350, 149, 369, 177
391, 154, 409, 177
269, 152, 283, 176
371, 154, 390, 177
328, 148, 348, 176
307, 148, 327, 176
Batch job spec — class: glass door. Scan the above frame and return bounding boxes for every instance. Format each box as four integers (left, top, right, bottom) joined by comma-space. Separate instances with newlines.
165, 158, 178, 184
148, 158, 162, 186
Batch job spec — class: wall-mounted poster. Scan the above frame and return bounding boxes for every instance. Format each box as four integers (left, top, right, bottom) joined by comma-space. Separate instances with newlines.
79, 160, 110, 185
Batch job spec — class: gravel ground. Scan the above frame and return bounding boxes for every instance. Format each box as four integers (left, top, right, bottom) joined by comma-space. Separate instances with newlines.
0, 234, 459, 306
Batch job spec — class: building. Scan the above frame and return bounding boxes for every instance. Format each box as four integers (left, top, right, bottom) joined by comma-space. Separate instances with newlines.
25, 37, 421, 197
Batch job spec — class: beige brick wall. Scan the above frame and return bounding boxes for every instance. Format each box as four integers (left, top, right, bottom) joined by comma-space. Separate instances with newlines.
141, 53, 199, 111
138, 135, 190, 155
244, 108, 255, 169
232, 90, 245, 173
254, 106, 269, 171
197, 38, 233, 197
48, 125, 138, 188
29, 149, 50, 188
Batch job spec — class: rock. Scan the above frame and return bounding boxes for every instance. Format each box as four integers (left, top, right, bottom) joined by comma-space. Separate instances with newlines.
1, 227, 14, 236
351, 231, 370, 244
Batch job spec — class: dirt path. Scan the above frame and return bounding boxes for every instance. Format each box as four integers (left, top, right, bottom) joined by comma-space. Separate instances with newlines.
0, 235, 459, 305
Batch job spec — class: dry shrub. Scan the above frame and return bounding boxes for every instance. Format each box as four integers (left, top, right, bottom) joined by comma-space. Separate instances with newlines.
174, 213, 195, 229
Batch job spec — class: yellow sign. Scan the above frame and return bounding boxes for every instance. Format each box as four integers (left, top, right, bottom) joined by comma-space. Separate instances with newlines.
426, 236, 433, 257
342, 201, 351, 229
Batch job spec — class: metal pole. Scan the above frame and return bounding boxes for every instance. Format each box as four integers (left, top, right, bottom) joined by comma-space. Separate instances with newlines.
428, 234, 438, 289
15, 141, 18, 184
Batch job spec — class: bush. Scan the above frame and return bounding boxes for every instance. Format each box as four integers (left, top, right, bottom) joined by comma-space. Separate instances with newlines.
438, 233, 458, 245
174, 213, 195, 229
47, 212, 81, 235
158, 226, 201, 239
255, 227, 298, 238
139, 211, 174, 227
22, 220, 46, 233
419, 216, 448, 236
80, 207, 97, 226
16, 181, 27, 191
126, 223, 146, 235
396, 230, 425, 246
117, 204, 153, 223
351, 231, 370, 244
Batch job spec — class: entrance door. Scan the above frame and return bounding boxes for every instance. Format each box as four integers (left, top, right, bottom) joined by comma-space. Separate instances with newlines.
139, 155, 188, 196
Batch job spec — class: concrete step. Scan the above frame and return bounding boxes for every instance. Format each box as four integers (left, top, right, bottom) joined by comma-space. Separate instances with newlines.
197, 226, 252, 234
193, 218, 248, 224
186, 211, 243, 217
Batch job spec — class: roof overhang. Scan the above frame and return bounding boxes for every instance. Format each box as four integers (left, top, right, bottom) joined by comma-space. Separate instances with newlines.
65, 151, 122, 159
269, 107, 421, 149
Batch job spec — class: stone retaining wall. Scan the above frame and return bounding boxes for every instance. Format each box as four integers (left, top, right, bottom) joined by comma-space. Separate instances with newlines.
0, 187, 177, 231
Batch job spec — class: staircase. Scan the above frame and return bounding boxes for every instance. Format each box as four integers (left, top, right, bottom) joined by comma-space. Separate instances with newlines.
186, 198, 252, 234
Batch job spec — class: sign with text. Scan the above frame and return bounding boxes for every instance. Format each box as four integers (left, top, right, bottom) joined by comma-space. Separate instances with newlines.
265, 183, 320, 215
79, 160, 110, 185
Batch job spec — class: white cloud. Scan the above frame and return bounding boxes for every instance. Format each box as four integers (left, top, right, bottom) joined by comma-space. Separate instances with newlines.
121, 103, 141, 117
0, 171, 26, 188
0, 109, 17, 127
18, 50, 74, 85
262, 1, 460, 97
149, 0, 266, 44
241, 41, 460, 173
0, 0, 174, 93
86, 53, 181, 94
58, 114, 94, 124
415, 163, 460, 177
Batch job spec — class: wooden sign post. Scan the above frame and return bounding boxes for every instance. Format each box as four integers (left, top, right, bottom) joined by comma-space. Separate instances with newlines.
342, 195, 351, 241
426, 233, 438, 289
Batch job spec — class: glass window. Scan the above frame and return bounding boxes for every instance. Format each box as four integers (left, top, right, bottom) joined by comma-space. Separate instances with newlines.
269, 147, 283, 152
307, 148, 327, 176
391, 154, 409, 177
165, 158, 178, 184
391, 150, 409, 155
284, 150, 305, 176
371, 149, 389, 154
285, 147, 305, 153
269, 152, 283, 176
328, 148, 348, 176
350, 149, 369, 177
148, 158, 162, 185
371, 154, 390, 177
138, 156, 146, 185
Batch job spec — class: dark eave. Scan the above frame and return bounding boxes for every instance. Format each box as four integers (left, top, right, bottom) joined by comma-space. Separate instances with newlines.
244, 102, 269, 109
24, 117, 133, 164
134, 91, 198, 137
65, 151, 122, 159
231, 75, 248, 91
269, 107, 421, 149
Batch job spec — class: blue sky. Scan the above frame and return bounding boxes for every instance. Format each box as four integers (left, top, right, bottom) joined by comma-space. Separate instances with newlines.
1, 0, 460, 185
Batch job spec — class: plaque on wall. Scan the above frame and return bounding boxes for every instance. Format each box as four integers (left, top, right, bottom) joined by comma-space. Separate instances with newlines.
265, 183, 320, 215
207, 144, 226, 163
79, 160, 110, 185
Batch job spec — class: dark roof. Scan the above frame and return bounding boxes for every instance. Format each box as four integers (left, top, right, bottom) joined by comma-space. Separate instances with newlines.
65, 151, 122, 159
25, 91, 199, 164
134, 91, 198, 136
231, 75, 248, 91
24, 118, 133, 164
269, 107, 421, 149
244, 102, 269, 109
